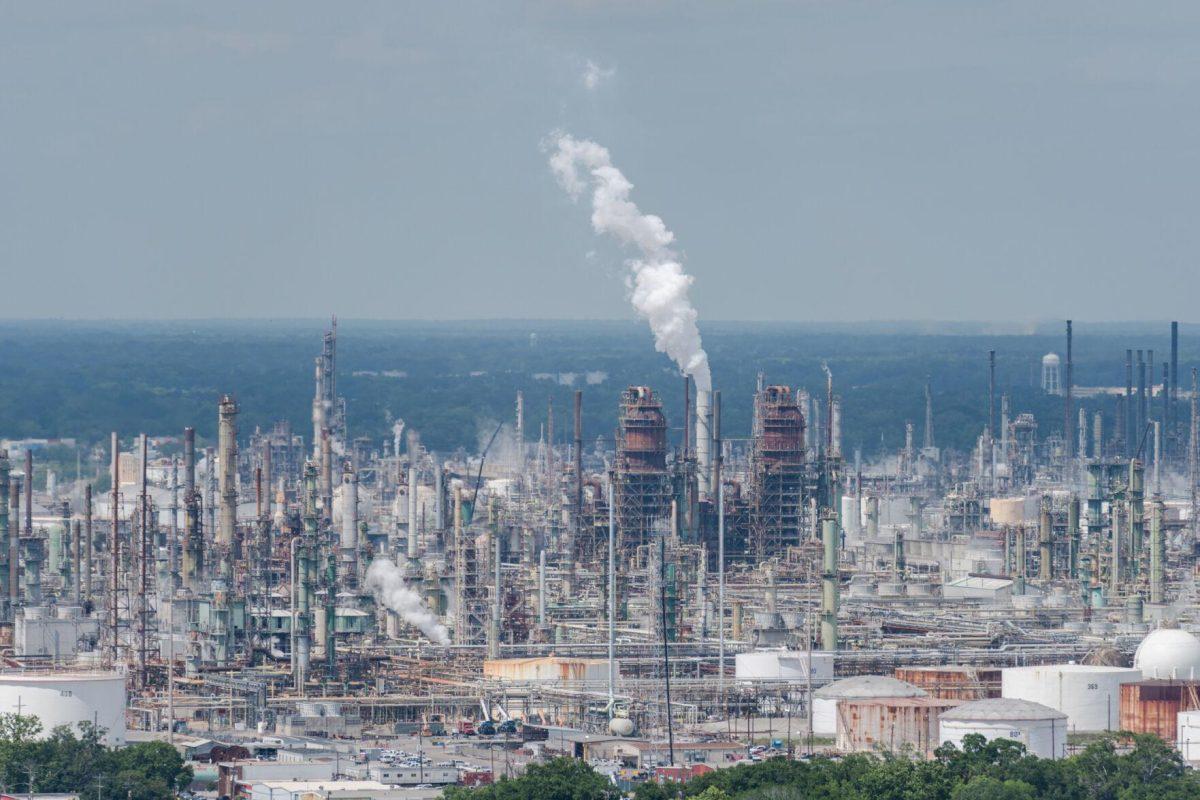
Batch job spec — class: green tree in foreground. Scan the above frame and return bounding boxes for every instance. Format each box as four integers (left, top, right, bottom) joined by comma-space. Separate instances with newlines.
0, 713, 191, 800
449, 734, 1200, 800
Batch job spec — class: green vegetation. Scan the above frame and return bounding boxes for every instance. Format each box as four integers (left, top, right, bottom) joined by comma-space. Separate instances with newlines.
445, 735, 1200, 800
0, 713, 192, 800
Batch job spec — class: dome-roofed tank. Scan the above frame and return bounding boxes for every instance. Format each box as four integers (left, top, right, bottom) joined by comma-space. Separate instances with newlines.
812, 675, 926, 736
1134, 627, 1200, 680
939, 698, 1067, 759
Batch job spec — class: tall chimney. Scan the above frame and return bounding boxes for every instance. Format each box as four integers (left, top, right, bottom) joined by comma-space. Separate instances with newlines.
23, 450, 33, 538
0, 452, 8, 614
217, 395, 239, 578
988, 350, 996, 441
1064, 321, 1073, 457
695, 389, 712, 500
341, 466, 358, 584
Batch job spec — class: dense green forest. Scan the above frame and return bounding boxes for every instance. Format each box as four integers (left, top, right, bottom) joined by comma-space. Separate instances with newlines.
0, 320, 1193, 460
0, 713, 191, 800
443, 735, 1200, 800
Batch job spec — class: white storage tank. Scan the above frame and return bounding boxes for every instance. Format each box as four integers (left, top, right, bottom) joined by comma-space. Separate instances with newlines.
812, 675, 925, 736
1134, 628, 1200, 680
0, 672, 125, 745
1001, 664, 1140, 731
1178, 709, 1200, 762
939, 698, 1066, 759
735, 649, 834, 683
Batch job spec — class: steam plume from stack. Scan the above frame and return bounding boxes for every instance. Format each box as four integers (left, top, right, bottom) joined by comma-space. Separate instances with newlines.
365, 557, 450, 645
548, 133, 711, 392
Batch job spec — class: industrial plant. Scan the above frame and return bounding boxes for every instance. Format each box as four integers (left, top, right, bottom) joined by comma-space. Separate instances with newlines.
0, 317, 1200, 794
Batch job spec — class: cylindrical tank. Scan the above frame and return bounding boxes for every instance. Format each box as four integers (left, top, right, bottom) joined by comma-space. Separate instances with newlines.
0, 672, 126, 744
939, 698, 1067, 758
1179, 709, 1200, 761
812, 675, 925, 736
734, 649, 834, 682
836, 697, 959, 756
1001, 664, 1141, 732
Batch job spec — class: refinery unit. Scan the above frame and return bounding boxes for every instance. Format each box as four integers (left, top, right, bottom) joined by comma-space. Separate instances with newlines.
5, 318, 1200, 780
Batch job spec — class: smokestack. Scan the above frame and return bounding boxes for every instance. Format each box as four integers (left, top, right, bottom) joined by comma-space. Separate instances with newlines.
695, 389, 712, 500
515, 392, 525, 472
217, 395, 239, 578
407, 466, 419, 561
0, 452, 8, 615
1038, 495, 1052, 582
24, 450, 32, 538
988, 350, 996, 441
1150, 496, 1165, 604
924, 379, 934, 450
109, 432, 119, 665
84, 484, 92, 603
1065, 321, 1073, 457
341, 466, 358, 584
1138, 350, 1147, 445
572, 390, 582, 582
1126, 350, 1134, 458
710, 390, 722, 498
1172, 321, 1180, 445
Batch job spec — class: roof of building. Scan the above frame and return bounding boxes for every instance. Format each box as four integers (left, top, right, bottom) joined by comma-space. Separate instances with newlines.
940, 698, 1066, 722
814, 675, 926, 700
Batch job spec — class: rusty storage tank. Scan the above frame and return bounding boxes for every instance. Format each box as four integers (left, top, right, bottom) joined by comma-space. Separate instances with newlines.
895, 666, 1001, 700
835, 697, 962, 756
1120, 680, 1200, 741
618, 387, 668, 473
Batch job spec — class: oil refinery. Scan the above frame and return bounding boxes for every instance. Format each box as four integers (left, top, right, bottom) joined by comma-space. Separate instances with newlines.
1, 317, 1200, 793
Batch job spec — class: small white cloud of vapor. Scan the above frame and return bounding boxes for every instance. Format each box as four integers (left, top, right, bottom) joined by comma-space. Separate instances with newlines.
582, 60, 616, 90
365, 558, 450, 644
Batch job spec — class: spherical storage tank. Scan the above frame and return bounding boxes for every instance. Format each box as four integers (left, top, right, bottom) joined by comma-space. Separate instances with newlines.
1001, 664, 1141, 731
0, 672, 125, 745
1134, 628, 1200, 679
812, 675, 925, 736
939, 698, 1066, 759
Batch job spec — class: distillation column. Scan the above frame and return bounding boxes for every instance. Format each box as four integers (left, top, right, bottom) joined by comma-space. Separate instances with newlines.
217, 396, 239, 580
820, 513, 839, 651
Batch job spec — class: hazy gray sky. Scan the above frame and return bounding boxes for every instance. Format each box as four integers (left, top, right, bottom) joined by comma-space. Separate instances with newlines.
3, 2, 1199, 321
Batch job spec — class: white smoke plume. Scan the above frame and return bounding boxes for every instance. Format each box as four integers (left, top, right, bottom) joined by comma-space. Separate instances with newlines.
548, 133, 711, 391
365, 558, 450, 645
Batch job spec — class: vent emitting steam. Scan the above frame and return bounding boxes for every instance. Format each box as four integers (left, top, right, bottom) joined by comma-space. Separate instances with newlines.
548, 133, 715, 492
365, 558, 450, 645
548, 133, 711, 392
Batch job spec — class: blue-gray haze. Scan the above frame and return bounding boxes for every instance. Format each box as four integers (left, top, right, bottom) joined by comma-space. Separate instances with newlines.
2, 2, 1198, 322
